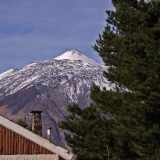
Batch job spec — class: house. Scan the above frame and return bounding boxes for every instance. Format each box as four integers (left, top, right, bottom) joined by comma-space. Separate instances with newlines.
0, 112, 73, 160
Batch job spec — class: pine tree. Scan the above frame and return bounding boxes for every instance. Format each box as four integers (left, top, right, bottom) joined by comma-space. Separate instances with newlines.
59, 103, 115, 160
59, 0, 160, 159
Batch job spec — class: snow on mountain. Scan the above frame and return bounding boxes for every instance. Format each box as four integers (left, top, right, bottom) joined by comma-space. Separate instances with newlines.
0, 69, 14, 80
0, 50, 111, 98
55, 49, 101, 66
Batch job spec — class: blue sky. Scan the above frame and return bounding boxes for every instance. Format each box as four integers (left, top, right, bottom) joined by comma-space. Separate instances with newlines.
0, 0, 114, 73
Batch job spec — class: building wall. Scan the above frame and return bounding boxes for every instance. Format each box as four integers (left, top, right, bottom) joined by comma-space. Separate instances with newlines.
0, 124, 54, 155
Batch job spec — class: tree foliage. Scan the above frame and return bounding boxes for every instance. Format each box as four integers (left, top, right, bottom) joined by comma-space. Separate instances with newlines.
59, 0, 160, 159
16, 116, 28, 129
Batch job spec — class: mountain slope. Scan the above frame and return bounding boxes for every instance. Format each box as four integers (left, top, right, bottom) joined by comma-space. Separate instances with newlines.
0, 50, 113, 149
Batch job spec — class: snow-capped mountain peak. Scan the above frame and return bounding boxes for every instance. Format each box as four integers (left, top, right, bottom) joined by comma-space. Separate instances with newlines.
55, 49, 100, 66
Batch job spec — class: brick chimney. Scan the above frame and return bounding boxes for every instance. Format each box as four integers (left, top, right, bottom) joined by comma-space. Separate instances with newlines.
31, 111, 42, 136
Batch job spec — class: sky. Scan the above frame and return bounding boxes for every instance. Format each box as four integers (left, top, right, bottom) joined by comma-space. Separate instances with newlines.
0, 0, 114, 74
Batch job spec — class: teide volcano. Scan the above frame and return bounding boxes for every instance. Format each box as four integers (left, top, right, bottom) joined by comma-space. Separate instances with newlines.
0, 49, 113, 149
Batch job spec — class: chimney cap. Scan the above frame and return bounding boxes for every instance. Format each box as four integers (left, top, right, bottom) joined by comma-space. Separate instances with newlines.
31, 110, 43, 113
